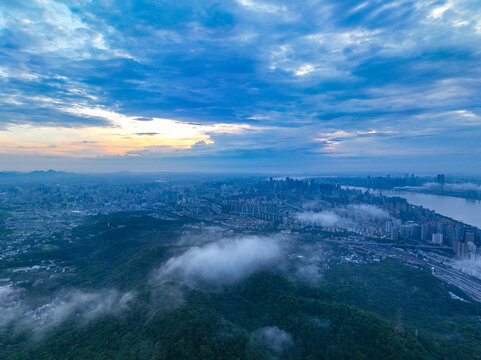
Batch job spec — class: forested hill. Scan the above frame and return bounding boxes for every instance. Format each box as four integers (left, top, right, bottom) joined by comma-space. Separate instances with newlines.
2, 212, 481, 359
6, 272, 428, 360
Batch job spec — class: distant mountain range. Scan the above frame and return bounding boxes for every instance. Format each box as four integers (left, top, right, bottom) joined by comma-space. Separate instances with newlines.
0, 170, 79, 184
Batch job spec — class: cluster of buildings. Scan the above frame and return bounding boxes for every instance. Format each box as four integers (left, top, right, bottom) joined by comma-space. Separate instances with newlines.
1, 176, 480, 263
384, 213, 480, 259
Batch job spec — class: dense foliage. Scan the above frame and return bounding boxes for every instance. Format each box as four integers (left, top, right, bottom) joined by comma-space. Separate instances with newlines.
2, 212, 481, 359
6, 272, 429, 360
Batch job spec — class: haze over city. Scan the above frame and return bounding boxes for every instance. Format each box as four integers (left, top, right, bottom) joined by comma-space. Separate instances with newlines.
2, 2, 481, 360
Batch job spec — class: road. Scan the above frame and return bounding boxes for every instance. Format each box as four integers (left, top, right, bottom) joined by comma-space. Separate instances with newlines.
327, 237, 481, 302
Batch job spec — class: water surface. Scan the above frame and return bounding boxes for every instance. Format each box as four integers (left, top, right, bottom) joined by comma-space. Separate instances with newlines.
344, 186, 481, 229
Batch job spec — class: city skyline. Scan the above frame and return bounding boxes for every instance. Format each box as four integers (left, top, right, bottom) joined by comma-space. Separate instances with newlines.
1, 0, 481, 173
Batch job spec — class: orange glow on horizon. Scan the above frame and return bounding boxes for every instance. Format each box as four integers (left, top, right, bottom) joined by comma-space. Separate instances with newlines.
0, 110, 253, 157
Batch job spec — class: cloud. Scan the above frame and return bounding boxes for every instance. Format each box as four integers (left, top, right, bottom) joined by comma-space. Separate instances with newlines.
27, 290, 134, 327
248, 326, 295, 358
450, 259, 481, 280
295, 211, 343, 227
302, 200, 323, 211
416, 182, 481, 192
2, 0, 481, 171
154, 235, 285, 288
296, 204, 388, 229
346, 204, 389, 219
0, 286, 134, 333
0, 0, 129, 60
0, 103, 258, 157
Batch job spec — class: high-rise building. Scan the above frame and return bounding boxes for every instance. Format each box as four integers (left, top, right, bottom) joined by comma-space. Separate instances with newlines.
437, 222, 446, 235
453, 239, 468, 258
432, 233, 443, 244
391, 226, 399, 241
385, 221, 393, 234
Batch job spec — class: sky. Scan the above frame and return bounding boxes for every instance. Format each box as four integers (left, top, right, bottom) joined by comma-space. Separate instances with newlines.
0, 0, 480, 174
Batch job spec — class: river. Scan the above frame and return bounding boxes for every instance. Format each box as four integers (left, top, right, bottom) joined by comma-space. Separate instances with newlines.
343, 186, 481, 229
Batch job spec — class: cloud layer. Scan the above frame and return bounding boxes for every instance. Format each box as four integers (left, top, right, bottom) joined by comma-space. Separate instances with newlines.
1, 0, 481, 172
248, 326, 295, 358
451, 259, 481, 280
345, 204, 389, 220
296, 204, 388, 227
296, 211, 343, 227
414, 182, 481, 192
154, 235, 284, 287
0, 285, 133, 333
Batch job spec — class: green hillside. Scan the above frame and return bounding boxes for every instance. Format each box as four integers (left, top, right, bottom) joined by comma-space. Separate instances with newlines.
2, 212, 481, 359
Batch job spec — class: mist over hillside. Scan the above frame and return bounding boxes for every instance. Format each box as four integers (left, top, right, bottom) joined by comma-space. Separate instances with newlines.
1, 174, 481, 359
2, 0, 481, 357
